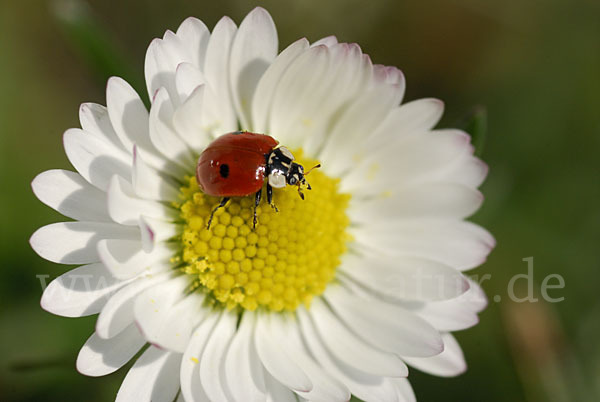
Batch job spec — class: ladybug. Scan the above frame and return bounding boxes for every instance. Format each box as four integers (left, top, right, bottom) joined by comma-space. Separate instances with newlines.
196, 131, 319, 229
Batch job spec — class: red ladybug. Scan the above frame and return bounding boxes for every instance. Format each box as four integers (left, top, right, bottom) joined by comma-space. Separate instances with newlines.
196, 131, 318, 229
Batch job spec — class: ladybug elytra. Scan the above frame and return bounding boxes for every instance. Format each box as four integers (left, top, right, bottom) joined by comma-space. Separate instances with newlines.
196, 131, 319, 229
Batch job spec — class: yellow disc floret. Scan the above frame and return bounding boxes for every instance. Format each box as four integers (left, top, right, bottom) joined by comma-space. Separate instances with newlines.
174, 150, 351, 312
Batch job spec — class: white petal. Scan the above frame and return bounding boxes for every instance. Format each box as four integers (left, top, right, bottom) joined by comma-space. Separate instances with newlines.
251, 38, 309, 133
440, 152, 488, 188
402, 299, 478, 333
79, 102, 125, 151
320, 82, 404, 177
175, 17, 210, 69
40, 263, 127, 317
107, 175, 174, 225
255, 313, 313, 392
340, 129, 473, 197
148, 292, 206, 353
339, 253, 470, 301
30, 222, 138, 264
97, 238, 172, 280
324, 285, 443, 357
202, 16, 238, 135
95, 271, 173, 339
267, 45, 331, 149
139, 215, 180, 253
106, 77, 151, 154
148, 87, 195, 168
373, 65, 405, 87
402, 278, 487, 331
132, 145, 179, 201
463, 277, 488, 313
76, 324, 145, 377
116, 346, 182, 402
397, 97, 444, 129
106, 77, 183, 176
171, 84, 212, 151
310, 298, 408, 377
32, 169, 111, 222
200, 312, 237, 401
301, 43, 374, 156
229, 7, 278, 129
276, 314, 351, 402
133, 276, 201, 353
391, 378, 416, 402
311, 35, 338, 47
180, 313, 220, 402
368, 98, 444, 150
384, 133, 484, 191
175, 62, 205, 101
403, 333, 466, 377
349, 183, 483, 223
225, 313, 266, 401
144, 33, 184, 105
270, 42, 371, 154
63, 128, 130, 191
297, 308, 399, 402
144, 24, 208, 105
351, 219, 495, 271
265, 373, 298, 402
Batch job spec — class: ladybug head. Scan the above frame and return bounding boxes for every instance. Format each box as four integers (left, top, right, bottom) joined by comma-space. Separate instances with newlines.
267, 147, 320, 199
291, 162, 320, 200
287, 161, 319, 200
286, 162, 304, 186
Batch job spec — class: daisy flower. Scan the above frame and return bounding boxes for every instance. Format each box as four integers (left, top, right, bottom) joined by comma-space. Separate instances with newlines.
31, 7, 494, 402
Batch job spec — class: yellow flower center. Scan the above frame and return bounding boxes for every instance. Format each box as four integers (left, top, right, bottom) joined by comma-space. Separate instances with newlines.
174, 150, 351, 312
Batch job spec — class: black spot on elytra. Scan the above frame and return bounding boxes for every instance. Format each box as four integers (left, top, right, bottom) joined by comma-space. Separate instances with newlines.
219, 164, 229, 178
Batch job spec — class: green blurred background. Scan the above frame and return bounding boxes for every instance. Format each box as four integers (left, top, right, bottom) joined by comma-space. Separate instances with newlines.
1, 0, 599, 401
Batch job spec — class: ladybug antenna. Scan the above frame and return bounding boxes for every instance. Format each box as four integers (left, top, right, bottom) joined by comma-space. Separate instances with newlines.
305, 163, 321, 176
301, 163, 319, 193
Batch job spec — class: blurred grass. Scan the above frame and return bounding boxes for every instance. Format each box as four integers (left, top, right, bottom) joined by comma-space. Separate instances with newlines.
1, 0, 599, 401
51, 0, 146, 102
459, 106, 487, 157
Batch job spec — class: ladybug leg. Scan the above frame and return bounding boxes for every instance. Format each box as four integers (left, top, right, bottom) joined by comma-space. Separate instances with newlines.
266, 183, 279, 213
207, 197, 230, 230
297, 181, 311, 200
253, 189, 262, 229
